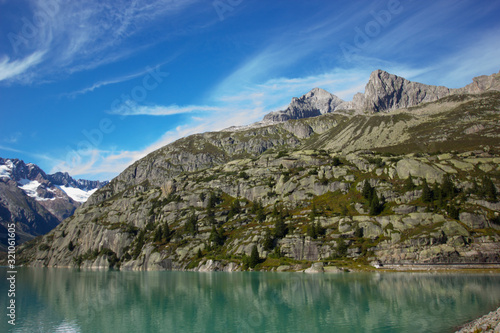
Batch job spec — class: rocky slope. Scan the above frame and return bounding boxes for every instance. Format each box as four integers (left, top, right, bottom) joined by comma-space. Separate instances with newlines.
0, 158, 107, 251
16, 71, 500, 270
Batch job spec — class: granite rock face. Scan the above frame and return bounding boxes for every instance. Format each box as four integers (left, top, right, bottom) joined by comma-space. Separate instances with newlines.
263, 88, 346, 122
361, 69, 452, 112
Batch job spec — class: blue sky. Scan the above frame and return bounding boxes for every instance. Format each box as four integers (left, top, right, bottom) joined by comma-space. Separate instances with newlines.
1, 0, 500, 181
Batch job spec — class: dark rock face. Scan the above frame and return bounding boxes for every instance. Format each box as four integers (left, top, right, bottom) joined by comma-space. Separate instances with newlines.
0, 179, 59, 248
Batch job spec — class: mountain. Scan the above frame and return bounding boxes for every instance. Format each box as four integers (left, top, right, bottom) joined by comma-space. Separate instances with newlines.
0, 158, 107, 251
263, 69, 500, 121
17, 69, 500, 271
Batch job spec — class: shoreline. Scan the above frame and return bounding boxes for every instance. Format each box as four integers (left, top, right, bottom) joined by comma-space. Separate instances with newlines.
454, 307, 500, 333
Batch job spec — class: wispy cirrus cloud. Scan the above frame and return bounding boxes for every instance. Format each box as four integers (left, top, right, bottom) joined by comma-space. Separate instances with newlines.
0, 51, 46, 82
0, 144, 52, 162
108, 102, 227, 116
67, 71, 149, 97
1, 0, 204, 84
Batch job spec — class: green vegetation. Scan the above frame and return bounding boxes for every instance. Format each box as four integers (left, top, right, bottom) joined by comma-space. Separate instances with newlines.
242, 245, 260, 269
362, 181, 385, 216
185, 212, 198, 235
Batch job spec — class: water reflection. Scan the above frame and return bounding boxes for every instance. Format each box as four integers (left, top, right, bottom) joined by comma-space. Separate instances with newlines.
2, 268, 500, 333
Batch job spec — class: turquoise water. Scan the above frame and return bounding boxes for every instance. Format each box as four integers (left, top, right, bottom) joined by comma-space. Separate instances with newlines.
1, 268, 499, 333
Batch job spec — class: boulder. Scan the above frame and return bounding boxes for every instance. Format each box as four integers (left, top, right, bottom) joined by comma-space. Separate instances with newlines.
304, 262, 324, 273
459, 213, 488, 229
396, 159, 445, 183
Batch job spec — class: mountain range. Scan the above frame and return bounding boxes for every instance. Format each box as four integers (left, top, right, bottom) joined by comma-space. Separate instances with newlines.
0, 158, 107, 251
16, 69, 500, 271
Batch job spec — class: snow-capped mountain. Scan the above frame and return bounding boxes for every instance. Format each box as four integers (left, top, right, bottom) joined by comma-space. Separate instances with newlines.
0, 157, 107, 251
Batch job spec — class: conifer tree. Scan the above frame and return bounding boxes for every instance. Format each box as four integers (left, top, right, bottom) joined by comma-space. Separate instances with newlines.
421, 179, 432, 203
163, 222, 171, 242
404, 174, 415, 191
274, 214, 287, 239
369, 192, 381, 215
481, 176, 498, 202
249, 245, 260, 268
362, 180, 374, 201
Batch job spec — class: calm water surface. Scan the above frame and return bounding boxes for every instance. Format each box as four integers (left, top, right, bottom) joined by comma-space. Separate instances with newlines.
1, 268, 499, 333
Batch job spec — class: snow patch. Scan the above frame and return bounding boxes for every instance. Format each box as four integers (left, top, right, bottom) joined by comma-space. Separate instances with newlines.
58, 186, 97, 203
18, 179, 52, 201
0, 160, 13, 179
18, 179, 58, 201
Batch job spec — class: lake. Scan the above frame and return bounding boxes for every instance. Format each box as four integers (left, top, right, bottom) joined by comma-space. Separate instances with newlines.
1, 268, 499, 332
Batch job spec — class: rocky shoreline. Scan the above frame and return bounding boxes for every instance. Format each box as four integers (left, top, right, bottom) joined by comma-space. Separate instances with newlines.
455, 307, 500, 332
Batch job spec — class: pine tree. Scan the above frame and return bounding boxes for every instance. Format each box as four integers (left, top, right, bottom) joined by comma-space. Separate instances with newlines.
209, 226, 225, 246
186, 213, 198, 235
163, 223, 171, 242
332, 156, 341, 166
154, 225, 162, 242
229, 199, 241, 218
482, 176, 498, 202
404, 174, 415, 191
446, 205, 459, 220
249, 245, 260, 268
256, 206, 266, 223
368, 191, 384, 216
274, 214, 288, 239
421, 179, 432, 203
262, 231, 275, 251
433, 182, 443, 207
362, 180, 374, 201
307, 222, 318, 239
369, 192, 381, 215
207, 207, 217, 226
441, 175, 456, 199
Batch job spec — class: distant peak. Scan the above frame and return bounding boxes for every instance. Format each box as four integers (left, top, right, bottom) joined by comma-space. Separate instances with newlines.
308, 87, 332, 95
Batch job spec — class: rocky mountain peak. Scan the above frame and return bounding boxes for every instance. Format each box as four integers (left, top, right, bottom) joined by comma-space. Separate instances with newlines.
261, 69, 500, 122
0, 157, 48, 183
362, 69, 452, 112
458, 70, 500, 94
263, 87, 345, 122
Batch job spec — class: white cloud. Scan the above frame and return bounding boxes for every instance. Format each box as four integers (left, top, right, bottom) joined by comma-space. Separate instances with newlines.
67, 71, 148, 97
0, 52, 45, 82
1, 0, 203, 83
108, 102, 227, 116
52, 104, 267, 180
